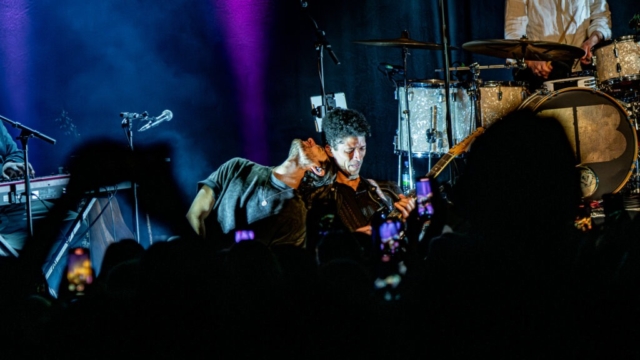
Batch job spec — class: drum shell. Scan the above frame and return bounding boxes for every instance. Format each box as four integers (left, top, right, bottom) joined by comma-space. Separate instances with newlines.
518, 87, 638, 200
478, 81, 528, 128
397, 80, 474, 157
594, 35, 640, 90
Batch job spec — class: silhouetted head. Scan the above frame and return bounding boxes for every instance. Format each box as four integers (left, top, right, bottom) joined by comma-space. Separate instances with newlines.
457, 109, 582, 235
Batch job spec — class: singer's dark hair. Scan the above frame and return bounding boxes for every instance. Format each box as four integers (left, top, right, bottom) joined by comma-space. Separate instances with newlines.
322, 108, 371, 149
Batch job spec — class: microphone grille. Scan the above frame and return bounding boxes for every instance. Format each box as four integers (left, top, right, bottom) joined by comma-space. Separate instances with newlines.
163, 110, 174, 121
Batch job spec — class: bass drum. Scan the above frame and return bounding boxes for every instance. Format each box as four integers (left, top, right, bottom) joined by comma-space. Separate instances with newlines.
518, 87, 638, 200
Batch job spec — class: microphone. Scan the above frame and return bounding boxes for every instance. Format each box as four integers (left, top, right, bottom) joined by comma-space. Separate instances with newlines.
379, 63, 405, 73
138, 110, 173, 132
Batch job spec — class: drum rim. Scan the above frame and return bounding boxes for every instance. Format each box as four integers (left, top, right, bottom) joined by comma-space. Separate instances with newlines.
599, 74, 640, 86
518, 87, 639, 199
481, 80, 528, 87
594, 34, 640, 50
405, 79, 461, 87
570, 70, 596, 77
543, 76, 595, 84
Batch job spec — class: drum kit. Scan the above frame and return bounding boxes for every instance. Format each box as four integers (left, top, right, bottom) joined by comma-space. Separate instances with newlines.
356, 33, 640, 202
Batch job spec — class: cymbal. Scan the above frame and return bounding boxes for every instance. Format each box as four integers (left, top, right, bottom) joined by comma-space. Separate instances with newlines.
355, 32, 458, 50
462, 39, 585, 61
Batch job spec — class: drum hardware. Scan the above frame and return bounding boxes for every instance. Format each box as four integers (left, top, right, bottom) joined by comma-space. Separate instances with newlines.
543, 76, 598, 92
437, 62, 528, 130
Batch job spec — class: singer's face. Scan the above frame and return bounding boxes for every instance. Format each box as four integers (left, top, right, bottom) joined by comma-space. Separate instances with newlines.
290, 138, 328, 176
326, 136, 366, 179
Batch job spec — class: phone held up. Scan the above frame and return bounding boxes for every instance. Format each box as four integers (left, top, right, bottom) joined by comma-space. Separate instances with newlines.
370, 210, 407, 302
65, 247, 94, 297
234, 229, 255, 243
415, 176, 435, 223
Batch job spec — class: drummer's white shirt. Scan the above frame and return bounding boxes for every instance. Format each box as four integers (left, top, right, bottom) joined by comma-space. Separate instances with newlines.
504, 0, 612, 70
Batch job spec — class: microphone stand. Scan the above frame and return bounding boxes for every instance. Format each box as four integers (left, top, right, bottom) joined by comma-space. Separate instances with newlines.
0, 114, 56, 240
400, 39, 415, 191
121, 116, 140, 242
303, 1, 340, 132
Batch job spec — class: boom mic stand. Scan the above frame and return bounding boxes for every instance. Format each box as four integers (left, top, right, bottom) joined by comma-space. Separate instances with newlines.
0, 114, 56, 240
120, 113, 142, 242
302, 0, 340, 133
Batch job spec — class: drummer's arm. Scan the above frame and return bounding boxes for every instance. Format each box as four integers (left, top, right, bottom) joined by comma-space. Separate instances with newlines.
504, 0, 528, 41
581, 31, 605, 65
505, 1, 543, 74
588, 0, 612, 42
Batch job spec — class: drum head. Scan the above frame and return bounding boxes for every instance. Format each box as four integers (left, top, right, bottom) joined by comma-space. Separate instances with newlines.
519, 88, 638, 200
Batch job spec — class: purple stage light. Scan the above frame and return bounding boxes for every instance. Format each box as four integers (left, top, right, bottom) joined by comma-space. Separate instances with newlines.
216, 0, 270, 164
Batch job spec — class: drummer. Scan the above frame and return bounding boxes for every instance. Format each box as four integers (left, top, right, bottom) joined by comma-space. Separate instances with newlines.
504, 0, 612, 91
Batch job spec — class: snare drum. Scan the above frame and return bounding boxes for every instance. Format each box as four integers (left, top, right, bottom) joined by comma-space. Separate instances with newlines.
518, 87, 638, 200
478, 81, 528, 128
594, 35, 640, 91
397, 80, 473, 156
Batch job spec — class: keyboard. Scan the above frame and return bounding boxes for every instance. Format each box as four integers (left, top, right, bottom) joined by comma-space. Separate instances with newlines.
0, 175, 70, 206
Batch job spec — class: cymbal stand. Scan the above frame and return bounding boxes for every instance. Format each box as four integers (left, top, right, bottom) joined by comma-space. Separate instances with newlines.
0, 114, 56, 241
631, 101, 640, 194
467, 62, 483, 129
438, 0, 454, 158
396, 33, 415, 191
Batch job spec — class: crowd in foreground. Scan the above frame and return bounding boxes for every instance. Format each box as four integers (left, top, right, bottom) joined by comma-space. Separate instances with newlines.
0, 110, 639, 359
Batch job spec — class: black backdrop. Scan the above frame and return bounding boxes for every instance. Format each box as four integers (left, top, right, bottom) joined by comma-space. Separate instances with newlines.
0, 0, 637, 200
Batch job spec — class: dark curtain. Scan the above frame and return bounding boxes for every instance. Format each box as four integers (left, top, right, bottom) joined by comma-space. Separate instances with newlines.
263, 0, 638, 182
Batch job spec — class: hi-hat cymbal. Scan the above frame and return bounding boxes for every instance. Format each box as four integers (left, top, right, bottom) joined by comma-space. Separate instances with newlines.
355, 31, 458, 50
462, 39, 585, 61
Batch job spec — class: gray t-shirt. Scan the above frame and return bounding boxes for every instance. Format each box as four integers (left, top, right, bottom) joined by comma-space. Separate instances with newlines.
198, 157, 307, 248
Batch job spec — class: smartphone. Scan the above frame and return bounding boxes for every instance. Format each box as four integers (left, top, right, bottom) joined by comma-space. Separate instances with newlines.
370, 216, 407, 301
374, 218, 405, 260
415, 176, 435, 221
65, 247, 94, 296
234, 229, 255, 243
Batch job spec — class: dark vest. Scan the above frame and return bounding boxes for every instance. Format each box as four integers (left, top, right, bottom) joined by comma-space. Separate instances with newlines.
305, 177, 398, 249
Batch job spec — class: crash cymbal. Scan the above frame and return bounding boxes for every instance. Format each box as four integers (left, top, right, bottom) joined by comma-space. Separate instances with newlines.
355, 31, 458, 50
462, 39, 585, 61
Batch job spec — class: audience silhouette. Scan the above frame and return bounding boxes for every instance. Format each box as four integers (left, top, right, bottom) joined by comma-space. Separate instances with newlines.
0, 115, 638, 359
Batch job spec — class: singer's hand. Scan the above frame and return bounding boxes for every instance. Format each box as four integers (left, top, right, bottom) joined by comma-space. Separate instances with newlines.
393, 194, 416, 219
355, 225, 372, 236
2, 162, 35, 180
